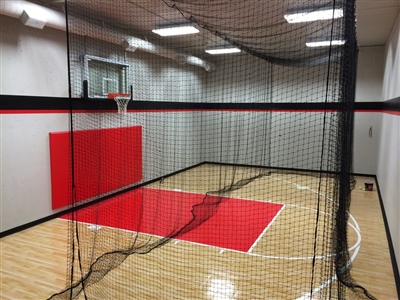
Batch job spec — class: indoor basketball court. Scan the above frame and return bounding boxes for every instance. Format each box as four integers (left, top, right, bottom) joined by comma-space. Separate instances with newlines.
1, 0, 399, 299
1, 166, 397, 299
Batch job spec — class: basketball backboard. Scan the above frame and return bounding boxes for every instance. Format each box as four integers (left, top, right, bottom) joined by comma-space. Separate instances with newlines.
83, 55, 130, 98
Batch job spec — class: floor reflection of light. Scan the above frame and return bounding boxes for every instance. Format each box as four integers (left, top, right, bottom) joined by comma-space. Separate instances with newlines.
207, 278, 237, 300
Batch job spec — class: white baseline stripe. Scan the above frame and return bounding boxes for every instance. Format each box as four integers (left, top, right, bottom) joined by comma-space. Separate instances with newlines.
295, 210, 362, 300
248, 204, 286, 253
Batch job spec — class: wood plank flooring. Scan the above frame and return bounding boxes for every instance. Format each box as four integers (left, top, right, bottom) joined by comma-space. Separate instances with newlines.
1, 166, 397, 299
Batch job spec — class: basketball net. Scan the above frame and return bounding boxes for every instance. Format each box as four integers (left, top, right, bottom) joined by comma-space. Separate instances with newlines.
114, 95, 131, 114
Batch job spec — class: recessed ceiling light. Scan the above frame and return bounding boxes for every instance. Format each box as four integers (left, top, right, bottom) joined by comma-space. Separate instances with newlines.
152, 25, 199, 36
205, 48, 241, 55
284, 8, 343, 23
306, 40, 346, 47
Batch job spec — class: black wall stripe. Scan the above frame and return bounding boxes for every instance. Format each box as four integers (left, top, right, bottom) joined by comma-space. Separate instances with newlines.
0, 94, 399, 112
383, 97, 400, 111
0, 95, 71, 110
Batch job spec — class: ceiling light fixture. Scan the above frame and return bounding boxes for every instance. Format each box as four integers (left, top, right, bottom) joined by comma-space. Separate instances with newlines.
123, 38, 213, 71
205, 47, 241, 55
306, 39, 346, 47
284, 7, 343, 23
152, 25, 199, 36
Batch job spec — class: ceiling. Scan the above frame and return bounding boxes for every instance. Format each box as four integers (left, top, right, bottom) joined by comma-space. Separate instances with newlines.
32, 0, 400, 62
355, 0, 400, 46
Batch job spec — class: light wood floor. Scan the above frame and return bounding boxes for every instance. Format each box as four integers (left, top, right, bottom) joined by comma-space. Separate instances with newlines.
1, 165, 398, 299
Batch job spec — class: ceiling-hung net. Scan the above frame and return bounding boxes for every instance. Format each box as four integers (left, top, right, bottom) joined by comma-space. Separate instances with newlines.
47, 0, 376, 299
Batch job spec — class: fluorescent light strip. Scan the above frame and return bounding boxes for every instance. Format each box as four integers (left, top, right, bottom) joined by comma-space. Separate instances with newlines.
205, 48, 241, 55
284, 8, 343, 23
152, 25, 199, 36
306, 40, 346, 47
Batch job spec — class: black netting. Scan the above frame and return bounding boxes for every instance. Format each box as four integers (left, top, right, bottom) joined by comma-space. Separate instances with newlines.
47, 0, 375, 299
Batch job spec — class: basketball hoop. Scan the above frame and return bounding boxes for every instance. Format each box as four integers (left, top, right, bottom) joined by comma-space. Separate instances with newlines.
108, 93, 131, 114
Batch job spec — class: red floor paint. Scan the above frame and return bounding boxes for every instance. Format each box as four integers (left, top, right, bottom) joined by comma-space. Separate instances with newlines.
61, 188, 284, 252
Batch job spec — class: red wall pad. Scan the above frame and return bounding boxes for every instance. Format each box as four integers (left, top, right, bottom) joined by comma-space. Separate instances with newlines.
49, 126, 142, 209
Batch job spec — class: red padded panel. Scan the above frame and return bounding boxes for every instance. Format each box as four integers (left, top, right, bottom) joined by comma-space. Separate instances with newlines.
50, 126, 142, 209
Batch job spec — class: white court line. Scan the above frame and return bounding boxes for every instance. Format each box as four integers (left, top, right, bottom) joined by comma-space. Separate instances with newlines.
60, 175, 363, 299
58, 185, 361, 260
264, 174, 364, 299
248, 204, 286, 253
133, 186, 287, 255
348, 210, 361, 232
144, 186, 285, 206
296, 238, 361, 300
148, 177, 362, 299
62, 213, 351, 261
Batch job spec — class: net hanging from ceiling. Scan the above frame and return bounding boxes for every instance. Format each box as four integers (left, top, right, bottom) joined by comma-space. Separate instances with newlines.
48, 0, 376, 299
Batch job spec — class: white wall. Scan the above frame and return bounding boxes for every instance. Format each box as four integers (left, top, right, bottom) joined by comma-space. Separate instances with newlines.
0, 113, 70, 231
1, 16, 70, 232
353, 46, 384, 174
203, 55, 341, 171
378, 11, 400, 273
352, 17, 400, 275
382, 12, 400, 100
352, 13, 400, 275
0, 14, 207, 232
0, 16, 68, 97
352, 112, 381, 174
355, 47, 384, 102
